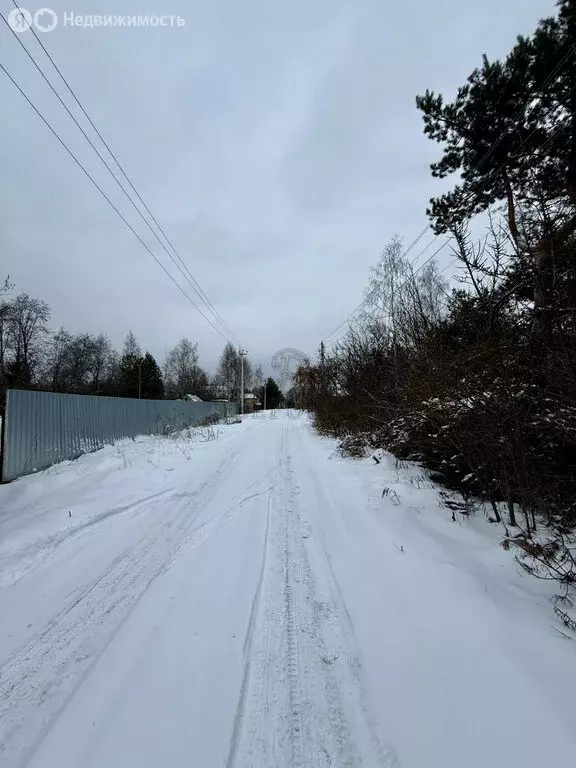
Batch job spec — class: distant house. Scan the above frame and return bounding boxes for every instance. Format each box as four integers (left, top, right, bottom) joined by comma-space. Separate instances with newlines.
183, 394, 203, 403
243, 393, 260, 412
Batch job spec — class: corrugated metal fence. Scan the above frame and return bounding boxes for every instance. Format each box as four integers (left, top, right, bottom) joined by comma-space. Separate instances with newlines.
0, 389, 238, 482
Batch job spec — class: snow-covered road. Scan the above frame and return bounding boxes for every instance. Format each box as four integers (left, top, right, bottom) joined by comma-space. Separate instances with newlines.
1, 413, 575, 768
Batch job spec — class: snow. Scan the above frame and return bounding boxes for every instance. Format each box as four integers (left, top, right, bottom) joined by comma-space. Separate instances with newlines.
1, 412, 575, 768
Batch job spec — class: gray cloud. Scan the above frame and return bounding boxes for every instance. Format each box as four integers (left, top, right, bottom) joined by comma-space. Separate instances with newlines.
1, 0, 557, 369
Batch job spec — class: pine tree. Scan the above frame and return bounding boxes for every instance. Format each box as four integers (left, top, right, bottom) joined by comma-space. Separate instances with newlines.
117, 331, 142, 398
416, 2, 576, 342
140, 352, 164, 399
263, 377, 283, 409
416, 9, 575, 236
117, 355, 138, 398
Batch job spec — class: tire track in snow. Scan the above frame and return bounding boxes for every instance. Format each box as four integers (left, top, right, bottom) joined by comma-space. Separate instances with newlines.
281, 427, 359, 768
292, 424, 400, 767
226, 493, 272, 768
283, 472, 306, 767
226, 426, 293, 767
0, 489, 176, 589
0, 448, 242, 768
226, 430, 287, 767
228, 423, 398, 767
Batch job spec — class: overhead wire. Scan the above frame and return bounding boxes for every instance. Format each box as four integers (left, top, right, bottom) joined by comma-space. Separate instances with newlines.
2, 5, 241, 346
325, 237, 454, 346
324, 45, 575, 346
0, 60, 235, 344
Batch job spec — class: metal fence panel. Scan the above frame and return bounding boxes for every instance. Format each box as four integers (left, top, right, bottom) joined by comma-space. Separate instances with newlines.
1, 389, 238, 482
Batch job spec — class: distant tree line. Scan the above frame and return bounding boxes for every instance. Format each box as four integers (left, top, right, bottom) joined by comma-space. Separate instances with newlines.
296, 1, 576, 596
0, 284, 266, 407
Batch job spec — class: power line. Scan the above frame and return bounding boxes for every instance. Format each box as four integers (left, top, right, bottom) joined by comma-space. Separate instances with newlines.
468, 44, 574, 174
397, 224, 432, 265
0, 59, 235, 344
324, 46, 575, 345
325, 237, 454, 346
391, 45, 575, 271
409, 44, 576, 254
3, 6, 240, 345
2, 8, 239, 345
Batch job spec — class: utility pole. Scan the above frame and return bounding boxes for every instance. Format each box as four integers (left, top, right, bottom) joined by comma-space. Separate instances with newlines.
138, 357, 143, 399
263, 378, 267, 411
239, 348, 247, 414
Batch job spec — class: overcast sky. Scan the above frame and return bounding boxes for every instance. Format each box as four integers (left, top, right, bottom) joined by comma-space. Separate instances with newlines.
1, 0, 557, 371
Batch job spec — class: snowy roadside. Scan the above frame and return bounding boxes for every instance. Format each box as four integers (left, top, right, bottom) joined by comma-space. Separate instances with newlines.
0, 418, 253, 663
289, 421, 576, 767
0, 420, 242, 579
1, 412, 575, 768
311, 430, 573, 631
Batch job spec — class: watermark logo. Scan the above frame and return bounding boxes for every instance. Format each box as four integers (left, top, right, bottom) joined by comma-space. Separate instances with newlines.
34, 7, 58, 31
7, 8, 32, 32
7, 7, 185, 32
8, 7, 57, 32
271, 348, 309, 418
